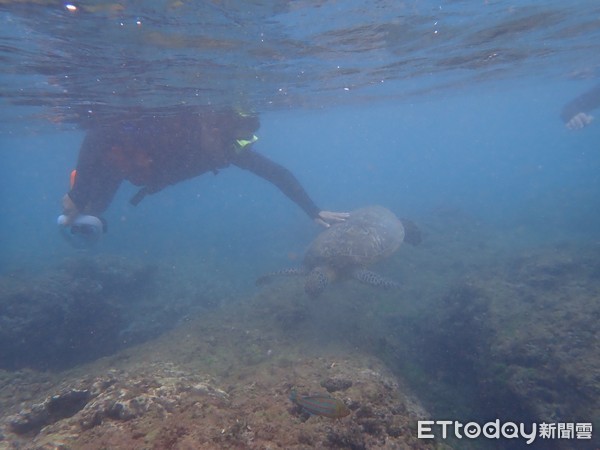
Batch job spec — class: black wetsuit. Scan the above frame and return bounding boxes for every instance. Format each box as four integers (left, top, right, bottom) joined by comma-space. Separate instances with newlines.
561, 83, 600, 124
68, 111, 320, 221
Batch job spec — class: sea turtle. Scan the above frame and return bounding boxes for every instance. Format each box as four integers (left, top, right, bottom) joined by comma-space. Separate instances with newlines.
257, 205, 407, 297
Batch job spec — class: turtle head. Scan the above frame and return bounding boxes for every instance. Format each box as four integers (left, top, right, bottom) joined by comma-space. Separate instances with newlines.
305, 267, 333, 298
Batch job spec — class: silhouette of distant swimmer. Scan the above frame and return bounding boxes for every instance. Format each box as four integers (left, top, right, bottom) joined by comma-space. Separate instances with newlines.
561, 83, 600, 130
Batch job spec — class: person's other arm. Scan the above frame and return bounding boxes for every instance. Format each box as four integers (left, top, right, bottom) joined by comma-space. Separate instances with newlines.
561, 84, 600, 130
63, 129, 123, 222
232, 149, 348, 227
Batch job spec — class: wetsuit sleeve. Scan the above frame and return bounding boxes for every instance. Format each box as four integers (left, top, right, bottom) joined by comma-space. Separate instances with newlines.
560, 83, 600, 123
68, 130, 123, 216
232, 149, 321, 219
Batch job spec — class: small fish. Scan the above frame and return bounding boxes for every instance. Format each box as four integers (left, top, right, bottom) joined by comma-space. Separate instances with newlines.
289, 389, 351, 419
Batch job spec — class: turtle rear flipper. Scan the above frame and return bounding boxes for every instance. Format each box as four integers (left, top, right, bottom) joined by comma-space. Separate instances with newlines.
256, 267, 306, 286
352, 268, 400, 289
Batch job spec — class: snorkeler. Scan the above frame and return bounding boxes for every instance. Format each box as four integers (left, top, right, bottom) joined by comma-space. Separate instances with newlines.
58, 108, 349, 247
561, 83, 600, 130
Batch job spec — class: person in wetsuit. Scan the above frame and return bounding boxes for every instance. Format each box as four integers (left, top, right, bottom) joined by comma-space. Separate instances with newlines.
60, 108, 349, 240
561, 83, 600, 130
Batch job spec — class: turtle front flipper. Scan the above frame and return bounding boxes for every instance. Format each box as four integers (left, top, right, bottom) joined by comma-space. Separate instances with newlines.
256, 267, 307, 286
304, 267, 332, 298
351, 268, 400, 289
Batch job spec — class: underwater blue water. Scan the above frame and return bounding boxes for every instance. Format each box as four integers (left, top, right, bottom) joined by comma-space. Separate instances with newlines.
0, 1, 599, 279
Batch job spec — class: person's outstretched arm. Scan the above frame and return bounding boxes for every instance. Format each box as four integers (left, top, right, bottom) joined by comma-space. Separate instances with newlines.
561, 84, 600, 130
232, 149, 348, 227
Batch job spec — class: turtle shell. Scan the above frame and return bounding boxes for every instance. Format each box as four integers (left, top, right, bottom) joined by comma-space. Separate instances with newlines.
304, 206, 405, 272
